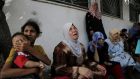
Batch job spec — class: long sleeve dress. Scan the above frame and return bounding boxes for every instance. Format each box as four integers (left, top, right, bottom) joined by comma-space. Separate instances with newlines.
86, 12, 107, 41
105, 39, 136, 68
51, 42, 87, 78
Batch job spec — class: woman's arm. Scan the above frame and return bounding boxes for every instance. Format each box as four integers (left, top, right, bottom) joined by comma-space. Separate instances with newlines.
28, 46, 51, 65
52, 42, 74, 75
87, 43, 99, 62
86, 12, 94, 41
1, 42, 39, 78
0, 63, 38, 78
94, 46, 99, 62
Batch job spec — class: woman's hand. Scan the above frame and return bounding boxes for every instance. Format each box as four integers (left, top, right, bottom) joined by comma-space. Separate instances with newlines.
78, 75, 86, 79
78, 67, 93, 79
39, 61, 46, 70
72, 66, 79, 78
95, 64, 106, 76
13, 38, 30, 52
92, 42, 97, 48
104, 61, 112, 66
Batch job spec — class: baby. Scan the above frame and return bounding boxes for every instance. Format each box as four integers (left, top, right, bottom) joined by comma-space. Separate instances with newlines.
12, 32, 45, 78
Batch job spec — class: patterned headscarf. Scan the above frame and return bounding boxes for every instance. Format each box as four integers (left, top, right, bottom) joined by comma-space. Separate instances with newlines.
92, 31, 104, 44
63, 23, 82, 57
88, 31, 104, 52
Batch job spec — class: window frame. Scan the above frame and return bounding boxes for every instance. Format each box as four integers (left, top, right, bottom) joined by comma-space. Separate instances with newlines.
100, 0, 123, 18
129, 1, 140, 22
33, 0, 89, 11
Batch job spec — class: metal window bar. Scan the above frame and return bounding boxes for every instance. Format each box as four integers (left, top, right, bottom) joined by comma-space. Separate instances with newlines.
37, 0, 89, 9
101, 0, 122, 18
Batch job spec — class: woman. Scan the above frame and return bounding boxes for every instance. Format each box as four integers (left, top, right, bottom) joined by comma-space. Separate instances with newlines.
51, 23, 106, 79
120, 28, 129, 52
87, 32, 125, 79
86, 2, 107, 41
105, 28, 135, 68
1, 20, 51, 78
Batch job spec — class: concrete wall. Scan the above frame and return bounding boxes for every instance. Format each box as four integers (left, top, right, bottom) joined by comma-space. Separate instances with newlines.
4, 0, 133, 61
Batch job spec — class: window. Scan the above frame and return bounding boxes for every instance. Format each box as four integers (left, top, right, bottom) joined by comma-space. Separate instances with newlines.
129, 0, 140, 22
101, 0, 122, 18
33, 0, 89, 9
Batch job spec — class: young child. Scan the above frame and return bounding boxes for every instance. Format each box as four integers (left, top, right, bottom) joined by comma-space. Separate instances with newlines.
12, 32, 45, 78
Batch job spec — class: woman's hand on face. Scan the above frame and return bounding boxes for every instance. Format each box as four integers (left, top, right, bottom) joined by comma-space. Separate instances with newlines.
96, 64, 106, 76
92, 42, 97, 48
13, 39, 30, 52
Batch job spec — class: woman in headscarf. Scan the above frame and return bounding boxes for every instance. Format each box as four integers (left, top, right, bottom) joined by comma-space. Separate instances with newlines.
105, 28, 135, 68
51, 23, 106, 79
87, 31, 125, 79
86, 2, 107, 41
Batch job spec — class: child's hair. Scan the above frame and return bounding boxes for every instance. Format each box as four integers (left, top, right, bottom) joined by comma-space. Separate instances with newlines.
11, 32, 29, 44
121, 28, 127, 33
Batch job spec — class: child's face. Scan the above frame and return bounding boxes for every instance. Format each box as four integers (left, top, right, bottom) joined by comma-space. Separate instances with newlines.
12, 35, 30, 48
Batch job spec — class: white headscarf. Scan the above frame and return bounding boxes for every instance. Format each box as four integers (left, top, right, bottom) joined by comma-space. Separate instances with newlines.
62, 23, 82, 57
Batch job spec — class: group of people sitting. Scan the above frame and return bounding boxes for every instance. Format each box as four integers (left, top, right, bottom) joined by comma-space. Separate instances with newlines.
0, 20, 140, 79
0, 1, 140, 79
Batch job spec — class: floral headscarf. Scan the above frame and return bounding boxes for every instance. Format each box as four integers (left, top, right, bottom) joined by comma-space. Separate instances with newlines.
88, 31, 104, 52
92, 31, 104, 44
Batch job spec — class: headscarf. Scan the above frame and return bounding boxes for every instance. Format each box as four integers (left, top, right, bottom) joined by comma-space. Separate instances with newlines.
88, 2, 101, 19
109, 28, 120, 43
63, 23, 82, 57
92, 31, 104, 44
88, 31, 104, 52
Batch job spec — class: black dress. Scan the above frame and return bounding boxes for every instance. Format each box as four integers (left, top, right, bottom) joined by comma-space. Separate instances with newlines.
86, 12, 107, 41
0, 0, 11, 62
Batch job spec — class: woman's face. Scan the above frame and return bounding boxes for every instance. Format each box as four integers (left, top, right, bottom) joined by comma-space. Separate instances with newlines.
111, 32, 120, 41
69, 25, 79, 40
23, 25, 38, 43
97, 38, 104, 46
92, 3, 98, 11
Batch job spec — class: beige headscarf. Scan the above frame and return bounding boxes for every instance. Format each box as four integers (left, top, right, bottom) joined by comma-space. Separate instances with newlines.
109, 28, 121, 43
89, 2, 101, 19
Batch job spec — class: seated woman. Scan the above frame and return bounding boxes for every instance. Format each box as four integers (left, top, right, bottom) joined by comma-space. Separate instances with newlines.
105, 28, 135, 68
1, 20, 51, 78
87, 31, 125, 79
51, 23, 106, 79
11, 32, 45, 78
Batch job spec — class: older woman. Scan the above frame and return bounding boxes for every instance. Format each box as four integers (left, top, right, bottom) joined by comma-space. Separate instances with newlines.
86, 2, 107, 41
51, 23, 106, 79
105, 28, 135, 68
87, 32, 125, 79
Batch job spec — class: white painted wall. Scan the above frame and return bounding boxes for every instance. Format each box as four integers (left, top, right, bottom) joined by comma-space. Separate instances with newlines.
4, 0, 133, 61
